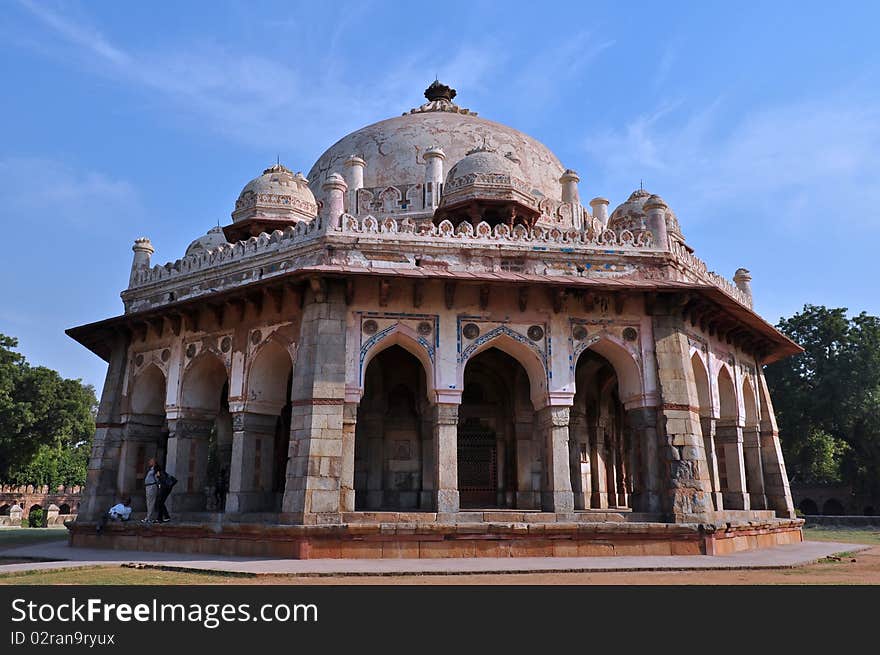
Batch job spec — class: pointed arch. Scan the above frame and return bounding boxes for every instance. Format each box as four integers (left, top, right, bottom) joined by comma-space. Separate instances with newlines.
130, 363, 167, 415
180, 352, 228, 414
576, 334, 643, 406
717, 365, 738, 421
742, 376, 758, 425
690, 352, 711, 417
246, 338, 294, 415
459, 327, 547, 409
361, 323, 435, 403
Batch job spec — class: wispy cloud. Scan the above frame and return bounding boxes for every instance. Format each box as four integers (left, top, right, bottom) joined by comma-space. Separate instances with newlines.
585, 90, 880, 231
0, 157, 142, 229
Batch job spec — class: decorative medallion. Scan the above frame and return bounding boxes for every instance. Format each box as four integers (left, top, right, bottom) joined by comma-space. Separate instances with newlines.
135, 354, 144, 367
362, 319, 378, 335
572, 325, 588, 341
417, 321, 433, 336
220, 337, 232, 353
161, 349, 171, 362
186, 344, 197, 359
250, 330, 262, 345
462, 323, 480, 340
622, 327, 638, 342
527, 325, 545, 341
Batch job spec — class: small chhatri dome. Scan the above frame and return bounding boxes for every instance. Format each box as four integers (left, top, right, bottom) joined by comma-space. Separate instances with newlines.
609, 187, 686, 244
232, 161, 318, 224
185, 226, 228, 257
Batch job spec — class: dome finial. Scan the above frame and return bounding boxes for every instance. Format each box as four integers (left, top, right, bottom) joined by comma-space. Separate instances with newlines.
425, 79, 456, 102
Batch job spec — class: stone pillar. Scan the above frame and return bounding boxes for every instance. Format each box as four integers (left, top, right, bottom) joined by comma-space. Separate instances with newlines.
605, 436, 618, 507
626, 407, 662, 513
419, 407, 435, 509
423, 146, 446, 209
364, 412, 385, 509
117, 413, 164, 511
643, 196, 670, 249
281, 279, 348, 524
590, 421, 609, 509
589, 197, 610, 228
343, 155, 365, 213
569, 410, 591, 510
433, 402, 460, 514
129, 237, 154, 287
560, 169, 580, 204
165, 417, 213, 512
79, 330, 130, 521
715, 420, 750, 510
339, 402, 358, 513
226, 411, 278, 514
537, 406, 575, 513
742, 424, 767, 510
700, 416, 724, 511
322, 173, 347, 229
756, 374, 795, 518
651, 312, 715, 522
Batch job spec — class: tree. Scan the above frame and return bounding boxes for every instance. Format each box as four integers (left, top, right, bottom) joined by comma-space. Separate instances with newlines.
765, 305, 880, 496
0, 333, 96, 486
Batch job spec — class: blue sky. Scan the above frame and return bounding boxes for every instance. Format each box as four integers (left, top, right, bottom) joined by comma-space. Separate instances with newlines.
1, 0, 878, 391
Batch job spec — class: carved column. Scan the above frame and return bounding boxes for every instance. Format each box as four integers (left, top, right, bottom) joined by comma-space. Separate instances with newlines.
226, 411, 278, 514
757, 374, 795, 517
742, 423, 767, 510
281, 279, 347, 524
165, 416, 214, 512
117, 413, 165, 512
362, 412, 385, 509
652, 312, 715, 522
339, 401, 358, 513
569, 409, 591, 510
589, 420, 609, 509
625, 406, 662, 513
419, 406, 435, 509
715, 419, 749, 510
700, 416, 724, 511
536, 405, 575, 513
433, 402, 460, 514
78, 330, 129, 521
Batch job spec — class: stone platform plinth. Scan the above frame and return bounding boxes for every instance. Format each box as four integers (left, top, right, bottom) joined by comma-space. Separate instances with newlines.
68, 516, 803, 559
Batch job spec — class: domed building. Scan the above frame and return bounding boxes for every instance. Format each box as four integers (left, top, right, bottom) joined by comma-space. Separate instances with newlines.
67, 81, 803, 559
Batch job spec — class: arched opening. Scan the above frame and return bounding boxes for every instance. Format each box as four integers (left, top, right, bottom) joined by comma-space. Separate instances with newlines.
173, 353, 230, 512
28, 504, 43, 528
355, 345, 430, 510
822, 498, 845, 516
716, 365, 746, 508
459, 347, 536, 509
799, 498, 818, 515
741, 377, 766, 509
691, 353, 720, 511
237, 340, 294, 513
124, 364, 169, 509
58, 503, 71, 515
0, 504, 10, 516
571, 348, 632, 510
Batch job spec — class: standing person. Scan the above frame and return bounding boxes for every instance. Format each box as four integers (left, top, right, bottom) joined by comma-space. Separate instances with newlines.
141, 458, 158, 524
155, 465, 177, 523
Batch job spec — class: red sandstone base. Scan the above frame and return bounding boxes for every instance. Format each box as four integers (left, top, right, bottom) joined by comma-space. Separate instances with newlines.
68, 519, 804, 559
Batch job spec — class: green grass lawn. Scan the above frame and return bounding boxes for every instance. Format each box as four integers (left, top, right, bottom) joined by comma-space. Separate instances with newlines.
0, 566, 239, 585
0, 527, 68, 551
802, 526, 880, 546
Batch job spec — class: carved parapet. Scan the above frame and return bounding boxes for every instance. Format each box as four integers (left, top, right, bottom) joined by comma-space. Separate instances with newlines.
670, 241, 753, 308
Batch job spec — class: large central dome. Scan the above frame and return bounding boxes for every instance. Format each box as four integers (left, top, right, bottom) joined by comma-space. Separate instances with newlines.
307, 82, 565, 209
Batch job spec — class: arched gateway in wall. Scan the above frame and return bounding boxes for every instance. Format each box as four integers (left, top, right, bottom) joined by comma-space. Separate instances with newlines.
66, 80, 804, 559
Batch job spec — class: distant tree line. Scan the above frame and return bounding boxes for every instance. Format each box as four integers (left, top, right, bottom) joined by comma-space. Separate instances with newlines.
765, 305, 880, 498
0, 333, 96, 488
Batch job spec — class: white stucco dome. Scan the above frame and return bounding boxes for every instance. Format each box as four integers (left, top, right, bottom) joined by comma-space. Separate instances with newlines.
233, 163, 318, 223
609, 188, 685, 243
185, 226, 228, 256
307, 82, 565, 208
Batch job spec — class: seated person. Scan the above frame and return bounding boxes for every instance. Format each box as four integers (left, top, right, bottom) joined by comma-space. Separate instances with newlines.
96, 497, 132, 534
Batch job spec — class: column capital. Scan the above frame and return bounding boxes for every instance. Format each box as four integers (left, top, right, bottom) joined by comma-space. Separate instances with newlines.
434, 389, 463, 405
230, 410, 278, 434
433, 402, 460, 426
